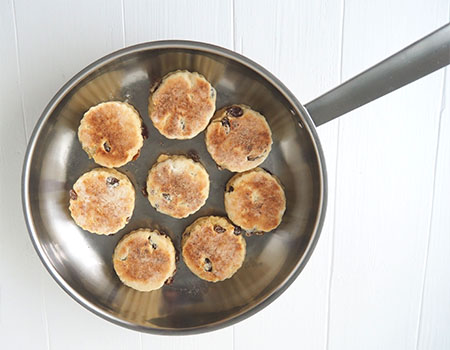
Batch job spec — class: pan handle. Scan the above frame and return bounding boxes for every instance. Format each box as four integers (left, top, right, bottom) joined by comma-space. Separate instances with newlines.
305, 23, 450, 127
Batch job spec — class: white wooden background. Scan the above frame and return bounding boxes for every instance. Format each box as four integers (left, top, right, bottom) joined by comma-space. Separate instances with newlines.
1, 0, 449, 349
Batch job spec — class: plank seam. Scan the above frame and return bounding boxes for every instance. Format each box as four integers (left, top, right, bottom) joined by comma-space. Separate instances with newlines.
121, 0, 126, 47
414, 67, 447, 350
11, 0, 28, 140
325, 0, 346, 348
40, 275, 51, 350
12, 1, 50, 347
231, 0, 236, 51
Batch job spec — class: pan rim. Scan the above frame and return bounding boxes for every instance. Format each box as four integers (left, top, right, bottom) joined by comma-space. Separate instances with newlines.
21, 40, 327, 335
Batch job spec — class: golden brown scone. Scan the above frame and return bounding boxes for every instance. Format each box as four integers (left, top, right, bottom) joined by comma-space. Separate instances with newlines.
113, 229, 176, 292
224, 168, 286, 232
182, 216, 246, 282
146, 155, 210, 218
205, 105, 272, 172
69, 168, 135, 235
78, 101, 144, 168
148, 70, 216, 139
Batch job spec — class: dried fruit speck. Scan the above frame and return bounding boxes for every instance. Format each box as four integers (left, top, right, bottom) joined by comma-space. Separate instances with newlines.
106, 177, 119, 187
69, 189, 78, 200
204, 258, 213, 272
227, 106, 243, 117
214, 225, 226, 233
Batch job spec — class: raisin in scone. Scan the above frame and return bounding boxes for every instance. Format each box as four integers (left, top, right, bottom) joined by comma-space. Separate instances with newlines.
148, 70, 216, 139
205, 105, 272, 172
78, 101, 144, 168
113, 229, 176, 291
146, 154, 209, 219
224, 168, 285, 232
69, 168, 135, 235
182, 216, 246, 282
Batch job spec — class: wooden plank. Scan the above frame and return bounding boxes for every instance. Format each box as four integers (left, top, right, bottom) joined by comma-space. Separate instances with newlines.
123, 0, 235, 348
417, 67, 450, 349
13, 0, 140, 348
41, 271, 140, 350
15, 0, 126, 138
123, 0, 232, 47
328, 0, 450, 349
232, 1, 342, 349
0, 1, 48, 349
141, 328, 233, 350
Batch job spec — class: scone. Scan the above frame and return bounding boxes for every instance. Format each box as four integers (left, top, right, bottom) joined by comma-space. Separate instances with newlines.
78, 101, 144, 168
148, 70, 216, 139
205, 105, 272, 172
146, 154, 209, 218
113, 229, 176, 292
69, 168, 135, 235
224, 168, 286, 232
182, 216, 246, 282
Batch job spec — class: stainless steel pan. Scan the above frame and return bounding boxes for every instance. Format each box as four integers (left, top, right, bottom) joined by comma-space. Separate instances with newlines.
22, 24, 450, 334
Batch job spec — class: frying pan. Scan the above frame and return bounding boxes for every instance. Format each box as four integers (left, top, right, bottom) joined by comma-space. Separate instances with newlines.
22, 23, 450, 334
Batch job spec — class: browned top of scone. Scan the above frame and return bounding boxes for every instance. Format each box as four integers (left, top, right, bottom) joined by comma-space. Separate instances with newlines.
224, 168, 286, 232
182, 216, 246, 282
149, 71, 216, 139
69, 168, 135, 235
78, 101, 143, 168
147, 155, 209, 218
113, 230, 174, 285
205, 105, 272, 172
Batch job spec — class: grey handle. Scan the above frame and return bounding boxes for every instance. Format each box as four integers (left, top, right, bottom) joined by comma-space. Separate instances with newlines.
306, 23, 450, 126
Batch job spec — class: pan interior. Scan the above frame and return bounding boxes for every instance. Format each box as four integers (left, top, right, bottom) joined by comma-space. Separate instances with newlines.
24, 45, 324, 332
